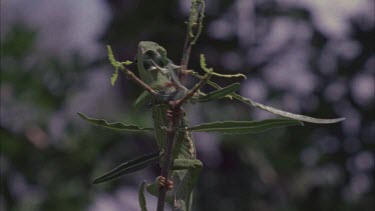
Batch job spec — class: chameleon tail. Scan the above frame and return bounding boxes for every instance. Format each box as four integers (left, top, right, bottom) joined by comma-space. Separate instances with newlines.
139, 181, 148, 211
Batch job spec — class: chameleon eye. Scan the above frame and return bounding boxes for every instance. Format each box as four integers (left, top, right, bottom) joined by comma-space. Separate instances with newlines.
143, 61, 152, 70
145, 50, 157, 60
145, 50, 166, 67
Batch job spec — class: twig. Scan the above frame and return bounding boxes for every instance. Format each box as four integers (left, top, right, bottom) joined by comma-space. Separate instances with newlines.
119, 69, 159, 96
156, 105, 180, 211
179, 0, 205, 79
175, 71, 212, 107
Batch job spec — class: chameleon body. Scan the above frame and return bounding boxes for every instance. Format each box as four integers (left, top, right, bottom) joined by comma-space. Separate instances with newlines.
137, 41, 202, 211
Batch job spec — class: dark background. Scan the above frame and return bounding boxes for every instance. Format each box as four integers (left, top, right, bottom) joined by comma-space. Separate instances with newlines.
1, 0, 374, 210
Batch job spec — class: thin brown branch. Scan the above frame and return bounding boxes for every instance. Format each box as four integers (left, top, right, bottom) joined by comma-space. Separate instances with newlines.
156, 105, 180, 211
180, 35, 192, 77
175, 71, 212, 107
119, 69, 159, 96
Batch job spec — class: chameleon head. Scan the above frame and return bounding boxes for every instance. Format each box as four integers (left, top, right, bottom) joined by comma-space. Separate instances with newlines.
137, 41, 168, 70
136, 41, 171, 85
136, 41, 188, 101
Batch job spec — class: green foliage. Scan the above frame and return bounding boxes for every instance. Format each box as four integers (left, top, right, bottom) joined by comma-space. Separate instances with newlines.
78, 2, 344, 210
93, 151, 161, 184
1, 25, 36, 58
197, 83, 240, 102
82, 39, 343, 210
189, 69, 345, 124
107, 45, 132, 86
188, 0, 205, 44
187, 119, 303, 134
2, 1, 359, 211
77, 112, 153, 132
199, 54, 247, 79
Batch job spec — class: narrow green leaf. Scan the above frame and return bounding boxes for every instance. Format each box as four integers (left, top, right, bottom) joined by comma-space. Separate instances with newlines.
200, 54, 214, 73
231, 93, 345, 124
77, 112, 153, 132
93, 151, 161, 184
107, 45, 117, 67
186, 119, 303, 134
197, 83, 240, 102
121, 61, 133, 65
188, 70, 345, 124
138, 181, 148, 211
133, 91, 152, 109
110, 68, 118, 86
107, 45, 119, 85
211, 72, 247, 79
200, 54, 246, 79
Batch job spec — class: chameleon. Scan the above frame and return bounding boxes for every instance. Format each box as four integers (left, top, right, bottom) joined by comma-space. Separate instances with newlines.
135, 41, 203, 211
78, 41, 344, 211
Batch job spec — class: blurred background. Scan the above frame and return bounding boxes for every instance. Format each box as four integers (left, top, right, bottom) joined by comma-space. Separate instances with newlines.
1, 0, 374, 210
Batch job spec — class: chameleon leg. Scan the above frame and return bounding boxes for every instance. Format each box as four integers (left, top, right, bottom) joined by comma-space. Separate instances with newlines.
172, 159, 203, 170
166, 106, 184, 121
138, 181, 148, 211
157, 176, 174, 190
146, 177, 175, 204
145, 159, 203, 210
172, 159, 203, 211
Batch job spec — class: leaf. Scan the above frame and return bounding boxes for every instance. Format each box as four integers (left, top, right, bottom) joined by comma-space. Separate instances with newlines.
93, 151, 161, 184
188, 71, 345, 124
107, 45, 132, 86
138, 181, 148, 211
110, 69, 119, 86
77, 112, 153, 132
197, 83, 240, 102
231, 93, 345, 124
133, 91, 152, 109
107, 45, 118, 67
107, 45, 119, 85
199, 54, 213, 73
186, 119, 303, 134
200, 54, 246, 79
121, 61, 133, 65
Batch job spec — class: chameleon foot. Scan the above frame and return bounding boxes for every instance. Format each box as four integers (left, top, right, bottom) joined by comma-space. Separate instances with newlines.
166, 110, 173, 121
156, 176, 173, 190
166, 107, 183, 121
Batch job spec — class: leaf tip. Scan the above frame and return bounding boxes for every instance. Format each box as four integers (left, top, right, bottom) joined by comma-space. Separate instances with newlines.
123, 60, 133, 65
92, 178, 101, 184
77, 112, 85, 119
110, 70, 118, 86
337, 117, 346, 122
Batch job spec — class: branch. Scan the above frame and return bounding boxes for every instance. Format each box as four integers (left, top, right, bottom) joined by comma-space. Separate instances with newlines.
180, 0, 205, 77
175, 70, 212, 107
119, 69, 159, 96
156, 105, 180, 211
107, 45, 160, 97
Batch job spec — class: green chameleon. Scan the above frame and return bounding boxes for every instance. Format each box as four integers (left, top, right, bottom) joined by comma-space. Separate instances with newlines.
78, 41, 344, 211
135, 41, 203, 210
